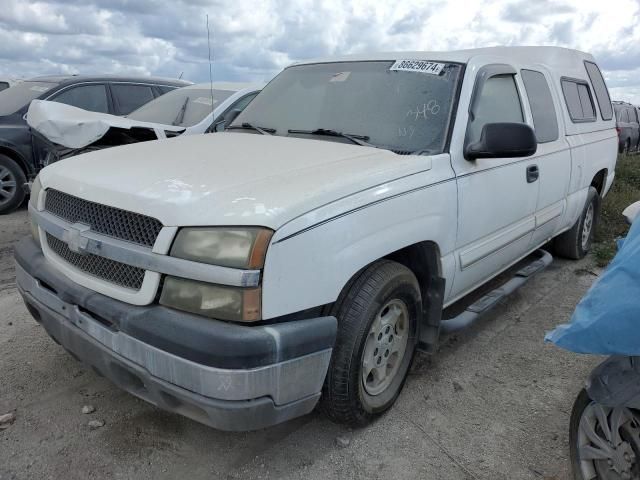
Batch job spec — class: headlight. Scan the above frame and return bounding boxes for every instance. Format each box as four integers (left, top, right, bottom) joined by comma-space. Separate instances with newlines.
28, 176, 42, 244
170, 227, 273, 269
160, 277, 261, 322
162, 226, 273, 321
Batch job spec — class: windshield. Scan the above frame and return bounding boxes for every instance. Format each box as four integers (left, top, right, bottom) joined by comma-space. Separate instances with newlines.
0, 81, 57, 116
127, 88, 235, 127
233, 60, 462, 153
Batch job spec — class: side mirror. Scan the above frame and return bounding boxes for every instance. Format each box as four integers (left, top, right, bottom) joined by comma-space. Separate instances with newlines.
465, 122, 537, 161
623, 201, 640, 225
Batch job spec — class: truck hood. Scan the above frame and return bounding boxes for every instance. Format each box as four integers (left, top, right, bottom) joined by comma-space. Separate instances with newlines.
39, 133, 432, 229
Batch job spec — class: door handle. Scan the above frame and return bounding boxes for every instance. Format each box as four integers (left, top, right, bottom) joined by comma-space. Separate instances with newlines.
526, 165, 539, 183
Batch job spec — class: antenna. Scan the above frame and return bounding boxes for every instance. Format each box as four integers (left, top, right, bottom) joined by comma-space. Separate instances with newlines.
178, 71, 184, 79
206, 14, 214, 116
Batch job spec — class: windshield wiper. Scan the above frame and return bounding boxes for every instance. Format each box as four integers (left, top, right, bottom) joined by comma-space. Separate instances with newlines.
410, 148, 436, 155
226, 122, 275, 135
172, 97, 189, 126
287, 128, 377, 148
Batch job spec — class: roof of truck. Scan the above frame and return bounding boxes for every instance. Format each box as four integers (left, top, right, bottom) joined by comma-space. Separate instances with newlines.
292, 46, 597, 69
25, 75, 192, 87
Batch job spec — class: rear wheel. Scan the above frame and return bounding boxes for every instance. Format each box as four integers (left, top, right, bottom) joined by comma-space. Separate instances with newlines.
0, 155, 26, 214
570, 389, 640, 479
320, 260, 421, 426
554, 186, 600, 260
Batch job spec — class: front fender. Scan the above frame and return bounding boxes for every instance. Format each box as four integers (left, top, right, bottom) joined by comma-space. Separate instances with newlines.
261, 162, 457, 319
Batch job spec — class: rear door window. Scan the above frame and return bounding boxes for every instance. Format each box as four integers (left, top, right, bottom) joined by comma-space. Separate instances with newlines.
111, 84, 155, 115
521, 70, 559, 143
561, 79, 596, 123
0, 82, 9, 92
468, 74, 524, 144
584, 61, 613, 121
51, 84, 109, 113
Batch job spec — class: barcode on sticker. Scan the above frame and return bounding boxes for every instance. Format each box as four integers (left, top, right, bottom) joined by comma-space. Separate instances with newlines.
390, 60, 445, 75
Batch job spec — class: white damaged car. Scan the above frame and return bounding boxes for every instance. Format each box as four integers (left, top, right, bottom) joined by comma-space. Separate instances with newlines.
17, 47, 617, 430
27, 82, 262, 164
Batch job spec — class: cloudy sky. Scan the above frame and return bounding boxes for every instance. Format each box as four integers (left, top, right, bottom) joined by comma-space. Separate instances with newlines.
1, 0, 640, 102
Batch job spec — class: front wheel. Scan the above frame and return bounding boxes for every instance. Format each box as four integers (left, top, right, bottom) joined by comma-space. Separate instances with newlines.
570, 389, 640, 479
320, 260, 421, 426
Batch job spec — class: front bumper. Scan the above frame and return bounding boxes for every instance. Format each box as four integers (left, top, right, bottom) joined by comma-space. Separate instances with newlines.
15, 237, 337, 431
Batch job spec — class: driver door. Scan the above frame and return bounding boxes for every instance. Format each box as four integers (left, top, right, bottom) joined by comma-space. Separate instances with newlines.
449, 64, 539, 301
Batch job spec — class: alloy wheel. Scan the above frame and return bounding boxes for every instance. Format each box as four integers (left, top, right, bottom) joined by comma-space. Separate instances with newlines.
577, 402, 640, 480
0, 165, 17, 207
361, 299, 410, 396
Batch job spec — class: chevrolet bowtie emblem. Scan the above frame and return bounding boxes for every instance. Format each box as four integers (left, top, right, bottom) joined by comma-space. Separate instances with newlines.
62, 223, 91, 254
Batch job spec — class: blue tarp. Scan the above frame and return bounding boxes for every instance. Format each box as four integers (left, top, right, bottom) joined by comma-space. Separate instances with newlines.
545, 216, 640, 354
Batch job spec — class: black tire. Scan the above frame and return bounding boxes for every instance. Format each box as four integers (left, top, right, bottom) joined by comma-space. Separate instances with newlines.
0, 154, 26, 214
320, 260, 421, 426
569, 389, 592, 480
554, 186, 600, 260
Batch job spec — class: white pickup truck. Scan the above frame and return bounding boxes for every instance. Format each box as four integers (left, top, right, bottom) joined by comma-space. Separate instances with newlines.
16, 46, 617, 431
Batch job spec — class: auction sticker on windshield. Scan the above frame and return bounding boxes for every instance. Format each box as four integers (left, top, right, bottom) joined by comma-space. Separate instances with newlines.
390, 60, 445, 75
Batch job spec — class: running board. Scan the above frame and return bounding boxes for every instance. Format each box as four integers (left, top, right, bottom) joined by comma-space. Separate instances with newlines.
439, 249, 553, 335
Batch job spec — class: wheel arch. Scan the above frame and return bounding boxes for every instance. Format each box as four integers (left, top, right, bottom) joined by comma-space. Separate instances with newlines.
590, 168, 608, 196
0, 146, 31, 177
330, 240, 446, 354
384, 241, 445, 353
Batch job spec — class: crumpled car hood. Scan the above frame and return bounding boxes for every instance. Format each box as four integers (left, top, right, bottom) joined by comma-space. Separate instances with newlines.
27, 100, 185, 149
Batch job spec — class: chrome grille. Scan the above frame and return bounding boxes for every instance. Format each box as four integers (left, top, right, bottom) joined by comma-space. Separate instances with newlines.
44, 189, 162, 247
46, 234, 145, 290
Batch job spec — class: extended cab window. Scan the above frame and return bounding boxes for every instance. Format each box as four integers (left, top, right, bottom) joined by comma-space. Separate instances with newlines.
51, 84, 109, 113
561, 79, 596, 122
111, 84, 155, 115
584, 61, 613, 121
521, 70, 559, 143
467, 74, 524, 144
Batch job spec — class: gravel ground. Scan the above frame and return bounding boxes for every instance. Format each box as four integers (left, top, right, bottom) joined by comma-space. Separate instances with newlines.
0, 205, 601, 480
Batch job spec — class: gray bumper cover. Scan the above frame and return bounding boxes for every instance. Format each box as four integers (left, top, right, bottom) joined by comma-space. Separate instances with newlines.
16, 256, 336, 431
